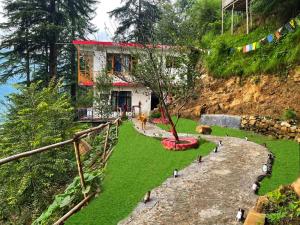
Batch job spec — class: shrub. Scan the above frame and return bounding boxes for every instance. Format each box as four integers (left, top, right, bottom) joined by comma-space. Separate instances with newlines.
282, 108, 297, 120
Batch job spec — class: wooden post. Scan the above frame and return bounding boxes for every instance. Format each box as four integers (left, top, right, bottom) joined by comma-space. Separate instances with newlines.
102, 124, 111, 160
231, 4, 235, 35
73, 139, 87, 198
115, 119, 119, 139
246, 0, 249, 34
250, 1, 253, 28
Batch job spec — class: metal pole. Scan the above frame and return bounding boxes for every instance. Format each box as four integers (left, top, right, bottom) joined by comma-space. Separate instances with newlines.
222, 7, 224, 34
246, 0, 249, 34
231, 4, 235, 35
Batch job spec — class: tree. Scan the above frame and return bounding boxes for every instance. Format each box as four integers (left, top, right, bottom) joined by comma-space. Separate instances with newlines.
0, 80, 76, 224
109, 0, 161, 43
0, 0, 96, 95
94, 71, 113, 119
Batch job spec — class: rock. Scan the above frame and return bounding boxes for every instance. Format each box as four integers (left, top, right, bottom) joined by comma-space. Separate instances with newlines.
281, 121, 291, 127
244, 209, 266, 225
195, 125, 212, 134
254, 196, 269, 213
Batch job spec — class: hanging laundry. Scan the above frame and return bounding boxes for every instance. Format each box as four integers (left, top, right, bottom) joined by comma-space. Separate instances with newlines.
267, 34, 274, 43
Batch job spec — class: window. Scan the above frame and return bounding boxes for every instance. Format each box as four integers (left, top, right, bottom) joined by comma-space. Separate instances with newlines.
111, 91, 132, 111
106, 54, 133, 73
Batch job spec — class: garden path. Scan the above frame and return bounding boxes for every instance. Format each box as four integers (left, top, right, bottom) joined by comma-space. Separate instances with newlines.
118, 119, 269, 225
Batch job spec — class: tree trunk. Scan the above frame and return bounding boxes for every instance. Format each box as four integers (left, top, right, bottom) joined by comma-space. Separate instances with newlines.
26, 49, 30, 87
70, 24, 77, 103
160, 97, 179, 142
49, 0, 57, 81
137, 0, 142, 43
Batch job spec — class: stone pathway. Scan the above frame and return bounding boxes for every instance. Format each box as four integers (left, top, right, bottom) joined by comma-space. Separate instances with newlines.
119, 119, 269, 225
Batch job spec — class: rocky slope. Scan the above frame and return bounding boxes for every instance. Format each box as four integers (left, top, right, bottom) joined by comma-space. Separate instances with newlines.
177, 66, 300, 120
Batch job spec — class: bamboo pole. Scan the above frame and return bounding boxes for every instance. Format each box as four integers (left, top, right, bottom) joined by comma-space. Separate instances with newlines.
73, 140, 87, 198
0, 139, 73, 166
102, 124, 111, 160
231, 4, 235, 35
246, 0, 249, 34
53, 193, 95, 225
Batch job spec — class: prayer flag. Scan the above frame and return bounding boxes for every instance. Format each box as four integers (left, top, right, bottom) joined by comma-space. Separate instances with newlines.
285, 23, 294, 32
295, 17, 300, 26
290, 19, 296, 28
237, 47, 242, 52
256, 41, 261, 49
243, 46, 247, 53
252, 42, 257, 50
275, 31, 281, 40
260, 37, 268, 45
267, 34, 274, 43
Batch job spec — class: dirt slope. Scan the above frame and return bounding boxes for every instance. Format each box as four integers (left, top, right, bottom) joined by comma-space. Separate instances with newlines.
176, 67, 300, 119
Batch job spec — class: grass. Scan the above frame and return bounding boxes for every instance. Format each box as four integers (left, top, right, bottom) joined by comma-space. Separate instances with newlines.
159, 116, 300, 195
65, 121, 215, 225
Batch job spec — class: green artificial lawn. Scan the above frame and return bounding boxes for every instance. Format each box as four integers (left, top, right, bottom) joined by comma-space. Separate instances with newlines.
66, 121, 215, 225
158, 117, 300, 195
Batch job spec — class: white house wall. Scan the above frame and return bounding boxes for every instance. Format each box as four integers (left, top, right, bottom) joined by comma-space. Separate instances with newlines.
112, 86, 151, 115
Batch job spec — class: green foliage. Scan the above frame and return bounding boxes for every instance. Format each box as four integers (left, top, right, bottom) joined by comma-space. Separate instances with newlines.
109, 0, 161, 43
76, 86, 94, 108
32, 170, 103, 225
150, 111, 161, 119
94, 71, 113, 119
282, 108, 297, 120
65, 121, 215, 225
33, 123, 118, 224
0, 81, 75, 224
264, 186, 300, 224
204, 26, 300, 78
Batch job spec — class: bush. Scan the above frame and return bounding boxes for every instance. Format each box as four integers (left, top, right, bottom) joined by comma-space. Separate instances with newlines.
150, 111, 161, 119
282, 108, 297, 120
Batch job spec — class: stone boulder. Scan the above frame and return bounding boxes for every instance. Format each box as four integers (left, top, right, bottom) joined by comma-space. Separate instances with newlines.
292, 177, 300, 197
243, 209, 266, 225
196, 125, 212, 135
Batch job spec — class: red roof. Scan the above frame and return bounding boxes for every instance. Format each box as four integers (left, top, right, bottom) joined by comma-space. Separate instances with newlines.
72, 40, 170, 49
113, 82, 132, 87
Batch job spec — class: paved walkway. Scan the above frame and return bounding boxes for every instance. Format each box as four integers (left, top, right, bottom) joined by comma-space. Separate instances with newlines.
118, 119, 269, 225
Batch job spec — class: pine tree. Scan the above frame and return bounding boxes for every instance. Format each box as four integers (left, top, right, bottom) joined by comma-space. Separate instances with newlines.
109, 0, 161, 43
0, 0, 96, 91
0, 81, 75, 224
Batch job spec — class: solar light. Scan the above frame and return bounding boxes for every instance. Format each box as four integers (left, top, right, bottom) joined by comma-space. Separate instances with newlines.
262, 164, 268, 173
198, 155, 202, 163
252, 182, 260, 194
143, 191, 151, 203
236, 208, 245, 222
214, 146, 218, 153
218, 140, 223, 147
173, 169, 179, 178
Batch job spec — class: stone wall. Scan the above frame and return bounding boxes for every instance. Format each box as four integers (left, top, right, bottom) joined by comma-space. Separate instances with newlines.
200, 114, 241, 129
241, 115, 300, 140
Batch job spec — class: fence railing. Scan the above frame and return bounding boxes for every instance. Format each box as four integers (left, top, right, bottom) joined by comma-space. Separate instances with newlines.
0, 117, 121, 225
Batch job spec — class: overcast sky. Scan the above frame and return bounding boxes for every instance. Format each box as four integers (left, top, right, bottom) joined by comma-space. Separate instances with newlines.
0, 0, 122, 41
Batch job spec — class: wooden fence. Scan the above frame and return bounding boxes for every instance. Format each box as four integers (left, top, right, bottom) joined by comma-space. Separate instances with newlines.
0, 117, 121, 225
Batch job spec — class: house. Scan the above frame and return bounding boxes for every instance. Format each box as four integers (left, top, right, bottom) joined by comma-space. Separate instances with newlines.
73, 40, 178, 120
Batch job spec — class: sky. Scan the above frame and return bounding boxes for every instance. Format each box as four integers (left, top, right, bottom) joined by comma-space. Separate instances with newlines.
0, 0, 122, 41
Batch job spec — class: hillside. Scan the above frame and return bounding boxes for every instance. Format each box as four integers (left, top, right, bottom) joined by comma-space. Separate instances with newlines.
176, 66, 300, 119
